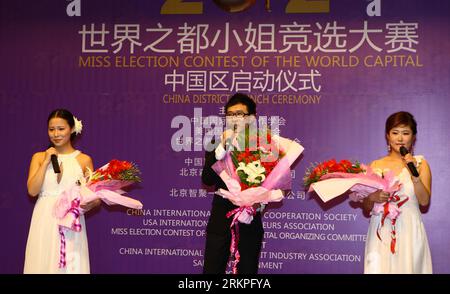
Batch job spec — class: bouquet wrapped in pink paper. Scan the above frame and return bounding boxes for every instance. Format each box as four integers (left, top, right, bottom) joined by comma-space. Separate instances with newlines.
211, 132, 303, 274
54, 159, 143, 224
304, 159, 408, 253
53, 159, 143, 268
304, 159, 401, 203
212, 133, 304, 221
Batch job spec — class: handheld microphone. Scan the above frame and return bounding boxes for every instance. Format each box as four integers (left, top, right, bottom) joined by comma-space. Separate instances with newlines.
221, 124, 237, 152
51, 154, 61, 174
399, 146, 419, 177
224, 124, 237, 151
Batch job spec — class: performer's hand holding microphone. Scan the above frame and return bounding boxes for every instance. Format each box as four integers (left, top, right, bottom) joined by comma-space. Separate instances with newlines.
221, 124, 237, 150
400, 146, 419, 177
45, 147, 60, 173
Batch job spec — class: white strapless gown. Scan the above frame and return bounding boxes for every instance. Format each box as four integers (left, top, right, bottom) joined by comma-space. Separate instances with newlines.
364, 155, 432, 273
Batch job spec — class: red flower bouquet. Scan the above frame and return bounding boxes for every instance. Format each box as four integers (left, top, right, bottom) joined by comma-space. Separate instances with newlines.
54, 159, 143, 268
305, 158, 407, 254
212, 130, 304, 274
303, 159, 364, 188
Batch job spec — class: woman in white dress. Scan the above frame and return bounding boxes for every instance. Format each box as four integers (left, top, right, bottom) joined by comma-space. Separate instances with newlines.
24, 109, 100, 274
362, 111, 432, 274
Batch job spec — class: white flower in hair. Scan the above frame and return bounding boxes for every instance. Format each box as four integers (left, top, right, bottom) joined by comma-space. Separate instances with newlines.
72, 116, 83, 135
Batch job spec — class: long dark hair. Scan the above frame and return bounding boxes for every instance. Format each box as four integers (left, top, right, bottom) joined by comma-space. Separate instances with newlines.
47, 109, 77, 146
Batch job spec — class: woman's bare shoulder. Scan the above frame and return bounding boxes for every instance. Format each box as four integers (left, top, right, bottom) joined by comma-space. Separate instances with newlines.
31, 151, 45, 161
369, 156, 389, 168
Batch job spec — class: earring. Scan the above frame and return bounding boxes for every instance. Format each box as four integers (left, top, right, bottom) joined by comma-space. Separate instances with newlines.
387, 145, 391, 153
410, 146, 414, 155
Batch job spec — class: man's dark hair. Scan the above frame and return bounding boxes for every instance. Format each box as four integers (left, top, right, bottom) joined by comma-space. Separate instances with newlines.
224, 93, 256, 115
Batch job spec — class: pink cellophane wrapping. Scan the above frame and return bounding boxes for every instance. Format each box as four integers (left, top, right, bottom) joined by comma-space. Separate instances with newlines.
212, 136, 304, 207
308, 165, 400, 202
211, 136, 303, 273
54, 180, 143, 230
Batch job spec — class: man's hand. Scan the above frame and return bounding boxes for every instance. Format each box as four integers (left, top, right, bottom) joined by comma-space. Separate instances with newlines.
221, 129, 235, 148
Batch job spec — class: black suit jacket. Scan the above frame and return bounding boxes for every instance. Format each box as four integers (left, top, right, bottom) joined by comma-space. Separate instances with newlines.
201, 142, 240, 234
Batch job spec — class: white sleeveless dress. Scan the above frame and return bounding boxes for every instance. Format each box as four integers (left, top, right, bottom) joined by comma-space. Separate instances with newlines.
364, 155, 432, 273
24, 150, 90, 274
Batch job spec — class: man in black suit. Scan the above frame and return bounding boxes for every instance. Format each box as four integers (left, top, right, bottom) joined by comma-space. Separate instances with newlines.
201, 93, 264, 274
